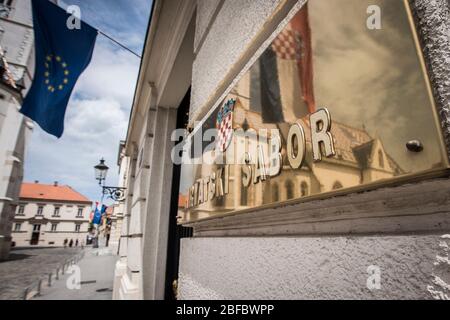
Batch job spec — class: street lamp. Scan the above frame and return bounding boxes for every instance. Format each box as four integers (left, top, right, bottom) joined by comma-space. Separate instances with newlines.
94, 158, 109, 186
92, 158, 127, 248
93, 158, 126, 202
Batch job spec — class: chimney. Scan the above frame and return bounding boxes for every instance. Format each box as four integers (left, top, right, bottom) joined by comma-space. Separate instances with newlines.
54, 181, 58, 187
34, 180, 39, 184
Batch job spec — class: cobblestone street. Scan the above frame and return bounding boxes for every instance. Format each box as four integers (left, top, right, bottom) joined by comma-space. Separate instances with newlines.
0, 247, 82, 300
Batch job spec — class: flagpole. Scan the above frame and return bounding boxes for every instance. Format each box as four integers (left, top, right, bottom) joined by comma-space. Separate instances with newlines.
95, 179, 106, 248
97, 30, 141, 58
52, 0, 142, 59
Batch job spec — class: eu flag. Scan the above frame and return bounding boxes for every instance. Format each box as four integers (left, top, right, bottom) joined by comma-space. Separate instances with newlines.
20, 0, 97, 138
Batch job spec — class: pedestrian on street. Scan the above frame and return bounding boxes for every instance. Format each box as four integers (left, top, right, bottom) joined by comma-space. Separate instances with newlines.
75, 239, 79, 247
69, 239, 73, 248
64, 238, 68, 248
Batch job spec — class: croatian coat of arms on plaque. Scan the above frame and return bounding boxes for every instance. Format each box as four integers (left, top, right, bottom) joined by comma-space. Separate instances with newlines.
216, 99, 236, 153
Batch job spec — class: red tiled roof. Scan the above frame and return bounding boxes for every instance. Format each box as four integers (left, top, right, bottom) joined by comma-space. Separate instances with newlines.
20, 183, 92, 204
178, 194, 188, 208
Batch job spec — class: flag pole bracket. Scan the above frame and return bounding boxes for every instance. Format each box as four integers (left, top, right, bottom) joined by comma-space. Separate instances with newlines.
102, 186, 126, 202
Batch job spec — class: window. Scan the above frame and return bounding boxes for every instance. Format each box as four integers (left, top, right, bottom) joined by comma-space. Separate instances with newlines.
272, 183, 279, 202
378, 150, 384, 168
14, 223, 21, 232
51, 224, 57, 232
300, 182, 309, 197
53, 207, 60, 217
285, 180, 294, 200
77, 207, 84, 217
17, 205, 25, 215
33, 224, 41, 232
36, 205, 44, 216
75, 224, 81, 233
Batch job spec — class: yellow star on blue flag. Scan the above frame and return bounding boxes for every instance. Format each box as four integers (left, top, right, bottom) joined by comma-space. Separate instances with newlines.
20, 0, 97, 138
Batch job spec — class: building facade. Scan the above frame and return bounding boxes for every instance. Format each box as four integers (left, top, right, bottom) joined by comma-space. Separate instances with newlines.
0, 0, 34, 260
12, 182, 92, 247
115, 0, 450, 300
109, 141, 128, 254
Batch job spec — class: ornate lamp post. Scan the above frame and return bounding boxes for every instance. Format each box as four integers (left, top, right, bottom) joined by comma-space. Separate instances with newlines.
93, 158, 127, 248
94, 158, 126, 202
94, 158, 108, 185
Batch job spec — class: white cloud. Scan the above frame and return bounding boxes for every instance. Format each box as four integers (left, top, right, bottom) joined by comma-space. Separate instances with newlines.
25, 40, 140, 203
23, 0, 152, 205
65, 98, 127, 142
75, 40, 141, 107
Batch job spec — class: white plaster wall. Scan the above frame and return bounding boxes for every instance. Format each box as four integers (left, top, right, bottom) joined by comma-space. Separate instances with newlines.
190, 0, 285, 121
194, 0, 222, 53
179, 235, 450, 300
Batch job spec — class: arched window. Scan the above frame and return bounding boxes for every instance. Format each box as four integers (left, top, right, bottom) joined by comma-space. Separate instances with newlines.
300, 182, 309, 197
378, 149, 384, 168
285, 180, 294, 199
332, 181, 343, 190
272, 183, 279, 202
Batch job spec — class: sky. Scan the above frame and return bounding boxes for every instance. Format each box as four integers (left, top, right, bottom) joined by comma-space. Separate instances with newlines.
24, 0, 153, 204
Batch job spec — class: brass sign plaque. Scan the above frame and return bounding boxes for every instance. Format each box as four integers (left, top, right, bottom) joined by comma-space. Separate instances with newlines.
177, 0, 449, 224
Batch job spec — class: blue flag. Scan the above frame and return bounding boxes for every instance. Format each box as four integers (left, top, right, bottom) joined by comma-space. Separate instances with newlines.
92, 203, 108, 225
20, 0, 97, 138
92, 202, 102, 225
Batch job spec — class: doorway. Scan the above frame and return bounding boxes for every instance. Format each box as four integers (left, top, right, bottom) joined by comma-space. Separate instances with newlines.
30, 224, 41, 245
164, 88, 193, 300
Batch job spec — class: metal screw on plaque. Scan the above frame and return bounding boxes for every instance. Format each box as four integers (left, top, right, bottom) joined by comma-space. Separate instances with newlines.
406, 140, 424, 152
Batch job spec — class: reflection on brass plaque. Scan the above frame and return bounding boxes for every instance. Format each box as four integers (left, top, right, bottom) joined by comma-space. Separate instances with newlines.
177, 0, 449, 224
